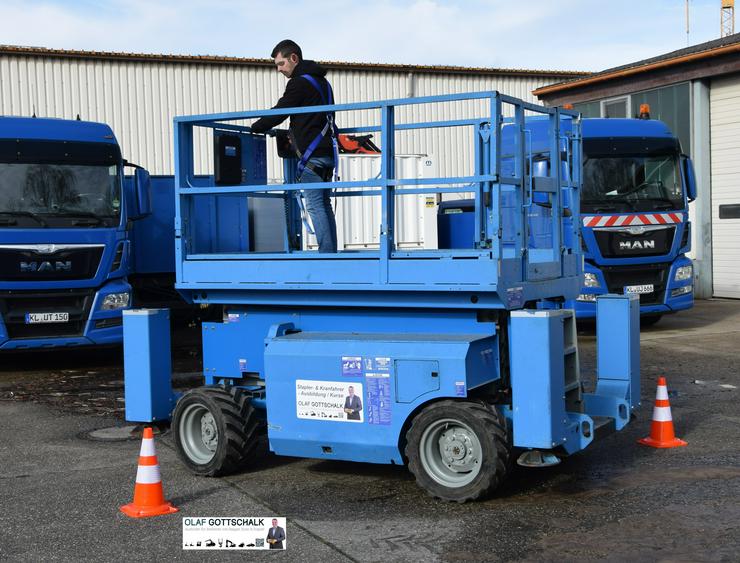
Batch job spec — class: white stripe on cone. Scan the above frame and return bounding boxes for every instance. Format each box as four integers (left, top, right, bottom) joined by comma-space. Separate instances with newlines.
139, 438, 156, 457
652, 405, 673, 422
135, 464, 162, 484
656, 385, 669, 401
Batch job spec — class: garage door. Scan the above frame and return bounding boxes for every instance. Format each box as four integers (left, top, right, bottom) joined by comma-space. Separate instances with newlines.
710, 74, 740, 298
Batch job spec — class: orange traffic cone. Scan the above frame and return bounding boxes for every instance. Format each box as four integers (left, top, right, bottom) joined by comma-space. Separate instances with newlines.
638, 376, 687, 448
120, 427, 179, 518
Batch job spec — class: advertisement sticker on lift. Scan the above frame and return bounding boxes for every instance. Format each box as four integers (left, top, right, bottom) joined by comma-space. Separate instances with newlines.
296, 380, 364, 423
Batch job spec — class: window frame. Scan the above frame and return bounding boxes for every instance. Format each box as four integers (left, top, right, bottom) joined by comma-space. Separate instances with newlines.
600, 95, 631, 118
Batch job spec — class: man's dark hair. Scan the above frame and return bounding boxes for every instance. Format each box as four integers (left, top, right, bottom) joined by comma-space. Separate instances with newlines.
271, 40, 302, 61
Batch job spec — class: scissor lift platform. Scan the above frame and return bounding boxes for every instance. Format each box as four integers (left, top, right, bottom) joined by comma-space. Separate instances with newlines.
172, 91, 581, 309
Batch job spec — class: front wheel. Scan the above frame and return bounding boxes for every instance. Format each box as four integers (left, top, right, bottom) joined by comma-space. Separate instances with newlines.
405, 400, 512, 502
172, 386, 261, 476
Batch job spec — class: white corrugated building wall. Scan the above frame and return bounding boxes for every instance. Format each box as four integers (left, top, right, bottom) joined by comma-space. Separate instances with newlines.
0, 46, 585, 178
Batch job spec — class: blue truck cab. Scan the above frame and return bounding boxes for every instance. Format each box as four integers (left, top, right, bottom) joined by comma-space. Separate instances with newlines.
575, 118, 697, 322
0, 116, 159, 349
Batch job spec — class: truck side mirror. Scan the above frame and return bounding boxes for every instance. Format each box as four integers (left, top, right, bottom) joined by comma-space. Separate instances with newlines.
133, 168, 152, 219
681, 155, 697, 202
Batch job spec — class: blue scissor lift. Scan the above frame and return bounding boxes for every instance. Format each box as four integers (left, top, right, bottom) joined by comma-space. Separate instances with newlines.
124, 91, 640, 502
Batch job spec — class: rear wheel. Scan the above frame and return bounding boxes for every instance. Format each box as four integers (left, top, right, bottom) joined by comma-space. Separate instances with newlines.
172, 385, 261, 476
405, 400, 512, 502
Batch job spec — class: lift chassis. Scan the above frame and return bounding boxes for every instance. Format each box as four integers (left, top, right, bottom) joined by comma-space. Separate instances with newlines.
124, 91, 640, 502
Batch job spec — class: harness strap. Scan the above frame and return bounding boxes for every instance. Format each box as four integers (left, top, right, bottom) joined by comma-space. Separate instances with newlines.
291, 75, 340, 238
296, 75, 340, 182
294, 191, 314, 236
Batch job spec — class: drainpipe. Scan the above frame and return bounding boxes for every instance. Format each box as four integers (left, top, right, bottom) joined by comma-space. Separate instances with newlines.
690, 79, 712, 298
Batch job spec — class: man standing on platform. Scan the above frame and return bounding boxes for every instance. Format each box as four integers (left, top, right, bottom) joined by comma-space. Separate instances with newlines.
251, 40, 338, 253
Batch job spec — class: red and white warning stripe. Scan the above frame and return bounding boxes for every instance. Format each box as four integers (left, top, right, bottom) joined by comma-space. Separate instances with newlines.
582, 213, 684, 228
135, 430, 162, 484
652, 381, 673, 422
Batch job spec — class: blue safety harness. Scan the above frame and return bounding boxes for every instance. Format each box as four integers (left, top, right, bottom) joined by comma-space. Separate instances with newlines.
295, 74, 340, 182
289, 74, 341, 237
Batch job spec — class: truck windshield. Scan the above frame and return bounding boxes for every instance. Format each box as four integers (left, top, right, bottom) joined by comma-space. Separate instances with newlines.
0, 162, 121, 227
582, 154, 683, 213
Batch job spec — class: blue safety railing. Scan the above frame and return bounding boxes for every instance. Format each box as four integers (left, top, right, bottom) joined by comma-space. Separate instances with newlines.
172, 91, 582, 310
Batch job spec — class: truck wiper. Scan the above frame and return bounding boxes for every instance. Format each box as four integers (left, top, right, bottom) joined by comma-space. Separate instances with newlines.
0, 211, 48, 227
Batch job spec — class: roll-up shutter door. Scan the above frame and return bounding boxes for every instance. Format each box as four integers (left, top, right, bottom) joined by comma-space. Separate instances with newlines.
710, 74, 740, 298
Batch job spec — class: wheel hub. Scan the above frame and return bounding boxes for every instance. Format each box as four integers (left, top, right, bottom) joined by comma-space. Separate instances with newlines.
441, 429, 476, 470
200, 412, 218, 451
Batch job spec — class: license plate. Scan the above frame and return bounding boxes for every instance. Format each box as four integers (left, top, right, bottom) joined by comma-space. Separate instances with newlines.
25, 312, 70, 324
624, 284, 654, 295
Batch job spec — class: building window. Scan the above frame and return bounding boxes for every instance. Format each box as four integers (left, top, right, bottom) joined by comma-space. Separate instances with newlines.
631, 83, 691, 155
602, 96, 630, 118
572, 100, 600, 117
570, 83, 692, 156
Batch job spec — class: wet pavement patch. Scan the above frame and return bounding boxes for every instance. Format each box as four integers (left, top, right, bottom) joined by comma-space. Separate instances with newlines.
80, 422, 170, 442
83, 425, 141, 442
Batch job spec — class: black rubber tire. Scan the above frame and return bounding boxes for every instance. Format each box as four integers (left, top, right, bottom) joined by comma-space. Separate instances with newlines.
172, 385, 261, 477
641, 314, 663, 327
405, 400, 512, 502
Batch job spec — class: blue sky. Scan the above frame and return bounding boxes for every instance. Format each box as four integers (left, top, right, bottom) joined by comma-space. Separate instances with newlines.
0, 0, 725, 71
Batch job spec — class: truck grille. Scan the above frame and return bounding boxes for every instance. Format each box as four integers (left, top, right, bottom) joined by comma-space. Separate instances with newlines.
0, 245, 104, 281
0, 289, 94, 339
600, 264, 669, 306
594, 226, 675, 258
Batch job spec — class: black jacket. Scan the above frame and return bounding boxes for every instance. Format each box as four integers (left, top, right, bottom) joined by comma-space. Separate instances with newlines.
251, 60, 335, 158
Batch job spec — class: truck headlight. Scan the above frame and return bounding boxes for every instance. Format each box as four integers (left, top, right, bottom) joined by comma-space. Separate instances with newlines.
674, 265, 693, 282
584, 273, 600, 288
577, 293, 597, 302
101, 292, 130, 310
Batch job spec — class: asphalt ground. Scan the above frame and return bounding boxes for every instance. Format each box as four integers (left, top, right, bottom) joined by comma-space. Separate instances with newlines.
1, 299, 739, 562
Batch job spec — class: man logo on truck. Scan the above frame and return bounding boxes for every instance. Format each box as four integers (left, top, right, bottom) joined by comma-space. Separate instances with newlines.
19, 261, 72, 273
619, 240, 655, 250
